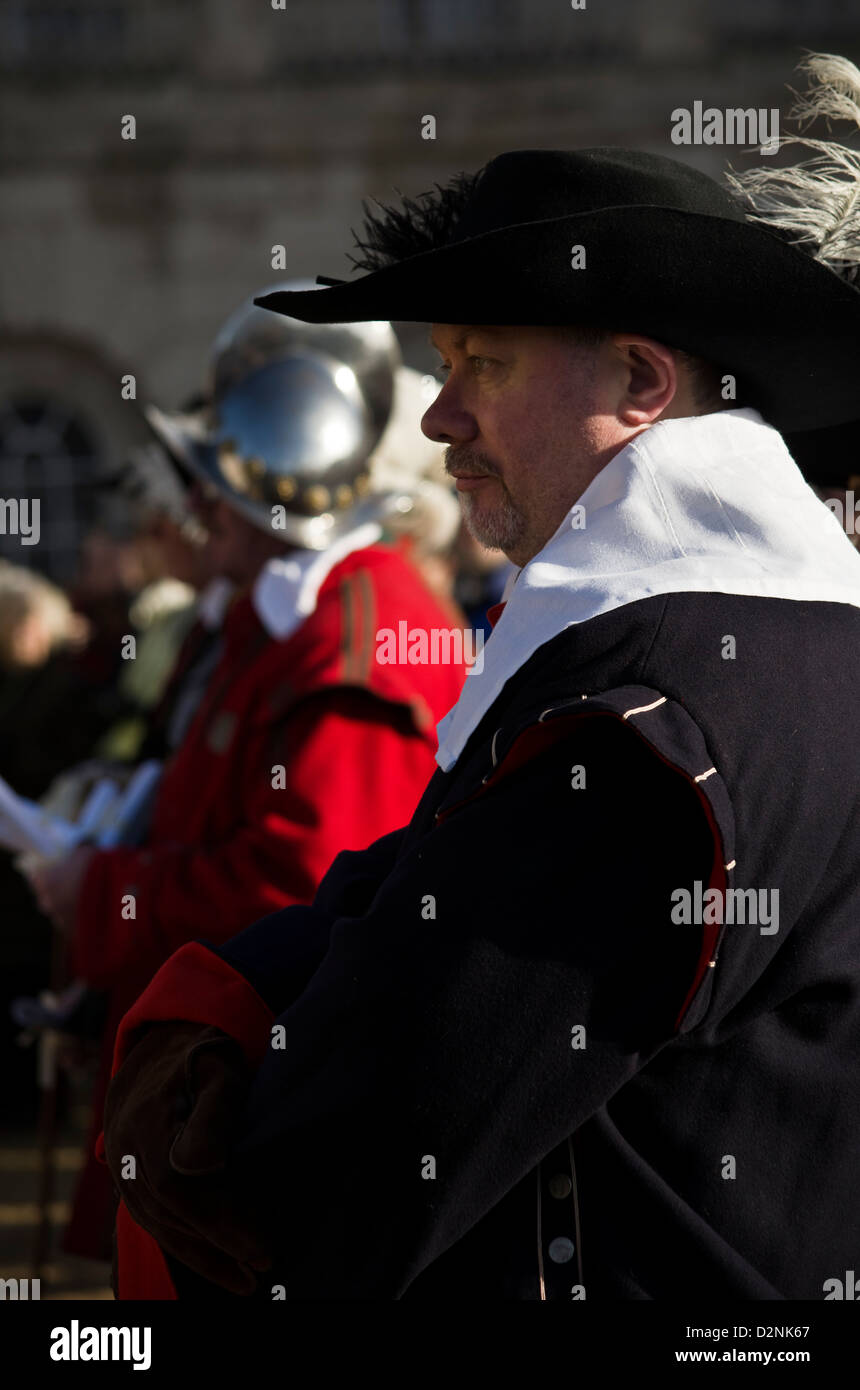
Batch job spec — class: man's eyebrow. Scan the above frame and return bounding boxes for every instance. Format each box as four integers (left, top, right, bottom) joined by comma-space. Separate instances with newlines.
428, 326, 501, 353
428, 328, 467, 354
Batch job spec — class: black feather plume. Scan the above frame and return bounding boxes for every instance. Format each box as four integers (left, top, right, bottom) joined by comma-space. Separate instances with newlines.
347, 169, 484, 273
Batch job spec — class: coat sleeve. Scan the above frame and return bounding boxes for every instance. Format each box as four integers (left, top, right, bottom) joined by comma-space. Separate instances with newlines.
209, 823, 408, 1011
72, 689, 424, 989
226, 715, 719, 1297
103, 822, 409, 1301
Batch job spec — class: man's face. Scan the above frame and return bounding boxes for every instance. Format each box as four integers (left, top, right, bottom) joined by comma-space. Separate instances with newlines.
422, 324, 626, 567
190, 485, 270, 585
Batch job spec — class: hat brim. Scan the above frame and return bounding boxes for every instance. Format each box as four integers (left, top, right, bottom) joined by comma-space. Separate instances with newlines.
143, 404, 207, 480
255, 205, 860, 433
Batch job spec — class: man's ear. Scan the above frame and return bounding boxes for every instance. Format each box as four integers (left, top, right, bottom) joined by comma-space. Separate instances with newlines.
609, 335, 678, 425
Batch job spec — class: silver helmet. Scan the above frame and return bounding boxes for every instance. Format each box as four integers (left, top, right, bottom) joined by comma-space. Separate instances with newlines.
209, 280, 401, 449
144, 284, 407, 549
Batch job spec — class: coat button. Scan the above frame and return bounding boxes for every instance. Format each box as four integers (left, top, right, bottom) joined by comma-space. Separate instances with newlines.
548, 1237, 575, 1264
548, 1174, 572, 1199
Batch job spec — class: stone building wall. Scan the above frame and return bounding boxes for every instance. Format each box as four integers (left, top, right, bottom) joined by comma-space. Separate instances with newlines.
0, 0, 857, 574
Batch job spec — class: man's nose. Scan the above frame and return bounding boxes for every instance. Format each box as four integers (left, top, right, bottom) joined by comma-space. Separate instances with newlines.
420, 379, 478, 445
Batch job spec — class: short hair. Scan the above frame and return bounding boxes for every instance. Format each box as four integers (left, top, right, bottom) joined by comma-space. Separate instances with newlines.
673, 350, 736, 411
559, 326, 737, 413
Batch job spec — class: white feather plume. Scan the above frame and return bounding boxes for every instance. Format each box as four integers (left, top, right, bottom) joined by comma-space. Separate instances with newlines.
724, 52, 860, 286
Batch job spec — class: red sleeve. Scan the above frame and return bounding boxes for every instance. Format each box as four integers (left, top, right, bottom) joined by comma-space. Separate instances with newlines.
107, 940, 276, 1076
98, 941, 275, 1302
73, 690, 430, 989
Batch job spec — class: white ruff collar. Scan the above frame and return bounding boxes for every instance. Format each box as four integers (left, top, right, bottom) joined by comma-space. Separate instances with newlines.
436, 409, 860, 772
252, 523, 383, 641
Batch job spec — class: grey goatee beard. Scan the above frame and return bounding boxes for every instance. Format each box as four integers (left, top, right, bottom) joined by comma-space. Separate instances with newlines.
445, 446, 527, 554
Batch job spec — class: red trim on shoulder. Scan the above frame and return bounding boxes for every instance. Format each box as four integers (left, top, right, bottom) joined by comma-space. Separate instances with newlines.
487, 600, 507, 629
672, 790, 725, 1029
434, 709, 597, 825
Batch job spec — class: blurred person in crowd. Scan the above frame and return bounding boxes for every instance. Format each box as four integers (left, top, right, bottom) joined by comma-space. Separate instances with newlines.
0, 563, 117, 799
128, 452, 236, 764
1, 432, 231, 1139
0, 564, 117, 1124
28, 291, 468, 1261
0, 561, 86, 670
91, 432, 231, 764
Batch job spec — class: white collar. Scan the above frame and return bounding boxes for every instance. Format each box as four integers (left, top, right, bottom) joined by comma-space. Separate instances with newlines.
436, 408, 860, 772
252, 522, 383, 641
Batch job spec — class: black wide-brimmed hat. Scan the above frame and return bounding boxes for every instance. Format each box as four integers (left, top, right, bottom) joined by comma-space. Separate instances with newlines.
255, 148, 860, 433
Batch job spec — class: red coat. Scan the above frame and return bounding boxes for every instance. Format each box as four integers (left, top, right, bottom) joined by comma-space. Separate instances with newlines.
65, 542, 466, 1258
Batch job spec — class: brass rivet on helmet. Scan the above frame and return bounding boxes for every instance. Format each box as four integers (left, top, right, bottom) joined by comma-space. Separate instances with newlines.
353, 472, 371, 497
334, 484, 353, 509
245, 457, 266, 497
276, 476, 297, 501
304, 484, 331, 511
217, 440, 249, 493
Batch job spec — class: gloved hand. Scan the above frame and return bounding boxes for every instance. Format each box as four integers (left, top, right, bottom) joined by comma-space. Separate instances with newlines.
103, 1021, 273, 1295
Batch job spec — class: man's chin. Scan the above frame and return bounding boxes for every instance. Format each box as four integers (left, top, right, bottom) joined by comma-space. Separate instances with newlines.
461, 501, 523, 558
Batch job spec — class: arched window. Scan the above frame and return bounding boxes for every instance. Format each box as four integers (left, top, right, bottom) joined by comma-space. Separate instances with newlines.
0, 396, 101, 583
0, 333, 152, 586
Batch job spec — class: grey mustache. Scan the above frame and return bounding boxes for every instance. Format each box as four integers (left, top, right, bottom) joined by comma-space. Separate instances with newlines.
445, 448, 500, 478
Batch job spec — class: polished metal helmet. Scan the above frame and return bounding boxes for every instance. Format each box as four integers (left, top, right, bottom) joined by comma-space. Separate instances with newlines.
144, 283, 410, 549
146, 348, 402, 549
209, 280, 401, 449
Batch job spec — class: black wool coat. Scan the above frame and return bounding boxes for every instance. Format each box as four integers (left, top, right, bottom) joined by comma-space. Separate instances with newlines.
174, 589, 860, 1301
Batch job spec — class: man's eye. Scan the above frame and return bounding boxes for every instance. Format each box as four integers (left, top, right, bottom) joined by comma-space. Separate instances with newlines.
433, 356, 496, 380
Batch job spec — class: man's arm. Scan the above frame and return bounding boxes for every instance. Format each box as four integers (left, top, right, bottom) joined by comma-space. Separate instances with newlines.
208, 823, 409, 1011
228, 715, 717, 1296
106, 714, 722, 1298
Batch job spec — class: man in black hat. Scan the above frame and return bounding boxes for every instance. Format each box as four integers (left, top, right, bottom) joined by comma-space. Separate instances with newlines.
102, 87, 860, 1299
